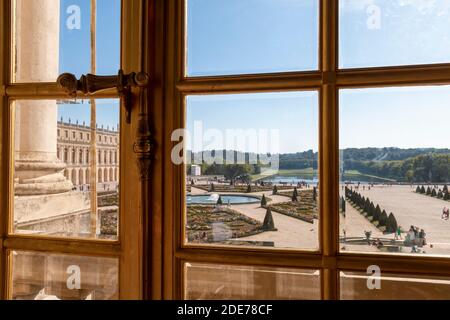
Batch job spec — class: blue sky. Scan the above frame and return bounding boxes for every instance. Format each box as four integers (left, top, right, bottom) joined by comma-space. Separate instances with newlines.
57, 0, 120, 129
58, 0, 450, 152
186, 92, 319, 154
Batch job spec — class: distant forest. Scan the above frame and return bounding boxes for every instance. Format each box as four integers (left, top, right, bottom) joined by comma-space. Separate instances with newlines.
187, 148, 450, 183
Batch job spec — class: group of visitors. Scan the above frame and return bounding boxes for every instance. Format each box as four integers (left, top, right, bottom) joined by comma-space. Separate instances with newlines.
442, 207, 449, 220
364, 231, 383, 248
405, 225, 426, 247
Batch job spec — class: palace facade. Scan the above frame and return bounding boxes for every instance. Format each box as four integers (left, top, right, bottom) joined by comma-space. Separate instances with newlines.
57, 119, 119, 189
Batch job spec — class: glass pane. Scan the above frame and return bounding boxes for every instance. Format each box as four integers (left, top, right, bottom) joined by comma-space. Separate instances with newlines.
13, 99, 120, 239
11, 251, 118, 300
183, 92, 319, 250
186, 0, 319, 76
339, 0, 450, 68
340, 271, 450, 300
12, 0, 121, 83
185, 262, 320, 300
339, 86, 450, 257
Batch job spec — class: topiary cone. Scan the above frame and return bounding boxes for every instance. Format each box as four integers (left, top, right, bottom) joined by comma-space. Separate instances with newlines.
273, 185, 278, 195
261, 194, 267, 207
262, 208, 277, 231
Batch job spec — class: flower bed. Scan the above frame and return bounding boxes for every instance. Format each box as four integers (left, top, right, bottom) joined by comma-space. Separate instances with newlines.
187, 205, 264, 243
266, 191, 318, 224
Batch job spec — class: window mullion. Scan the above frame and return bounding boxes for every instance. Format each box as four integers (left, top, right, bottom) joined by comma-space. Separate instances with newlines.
320, 0, 339, 300
4, 83, 119, 100
0, 0, 8, 302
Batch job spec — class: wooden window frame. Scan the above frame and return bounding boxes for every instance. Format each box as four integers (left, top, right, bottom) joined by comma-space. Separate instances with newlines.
0, 0, 148, 300
154, 0, 450, 300
2, 0, 450, 301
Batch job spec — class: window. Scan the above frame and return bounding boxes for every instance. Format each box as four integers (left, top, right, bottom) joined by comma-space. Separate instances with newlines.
2, 0, 450, 302
163, 0, 450, 300
1, 0, 143, 300
185, 92, 319, 251
339, 0, 450, 69
339, 86, 450, 257
186, 0, 319, 76
72, 148, 76, 164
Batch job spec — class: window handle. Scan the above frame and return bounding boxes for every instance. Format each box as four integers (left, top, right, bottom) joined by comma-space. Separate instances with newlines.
57, 69, 150, 124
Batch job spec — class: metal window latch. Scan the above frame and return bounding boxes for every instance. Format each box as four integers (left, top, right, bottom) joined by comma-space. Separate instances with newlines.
57, 69, 150, 123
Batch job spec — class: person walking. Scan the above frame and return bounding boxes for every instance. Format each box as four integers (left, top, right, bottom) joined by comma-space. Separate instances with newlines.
419, 229, 426, 246
395, 226, 402, 240
443, 207, 450, 220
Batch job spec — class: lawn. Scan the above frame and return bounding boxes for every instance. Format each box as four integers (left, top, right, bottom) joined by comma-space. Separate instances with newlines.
341, 170, 397, 182
193, 184, 292, 193
251, 168, 317, 181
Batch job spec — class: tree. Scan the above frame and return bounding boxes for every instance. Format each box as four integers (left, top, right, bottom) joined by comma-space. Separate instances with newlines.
246, 184, 252, 193
444, 184, 449, 193
416, 186, 421, 193
368, 202, 375, 217
341, 197, 346, 213
444, 191, 449, 201
364, 198, 371, 213
386, 213, 398, 233
273, 185, 278, 195
373, 204, 381, 221
224, 164, 252, 184
420, 186, 426, 194
216, 196, 223, 205
292, 192, 298, 202
293, 188, 298, 197
262, 208, 277, 231
437, 190, 443, 198
313, 187, 317, 201
426, 186, 431, 195
431, 188, 437, 197
379, 210, 388, 227
261, 194, 267, 207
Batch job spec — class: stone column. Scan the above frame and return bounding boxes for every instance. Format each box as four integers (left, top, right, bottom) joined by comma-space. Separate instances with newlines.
14, 0, 72, 195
